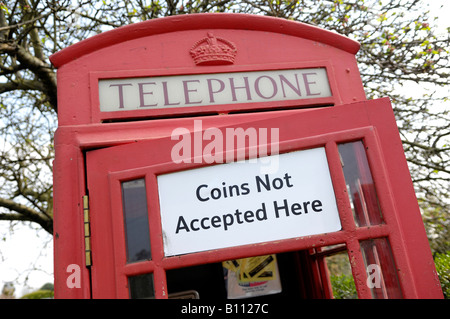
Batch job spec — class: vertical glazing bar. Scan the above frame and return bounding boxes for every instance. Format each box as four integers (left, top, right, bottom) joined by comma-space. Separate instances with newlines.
153, 268, 168, 299
345, 238, 373, 299
145, 173, 167, 298
325, 141, 372, 298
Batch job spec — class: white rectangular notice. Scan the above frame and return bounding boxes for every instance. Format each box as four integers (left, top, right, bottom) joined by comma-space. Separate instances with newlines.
157, 148, 341, 257
99, 68, 331, 112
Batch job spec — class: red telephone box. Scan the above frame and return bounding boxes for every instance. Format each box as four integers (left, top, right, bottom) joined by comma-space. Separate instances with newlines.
51, 13, 443, 299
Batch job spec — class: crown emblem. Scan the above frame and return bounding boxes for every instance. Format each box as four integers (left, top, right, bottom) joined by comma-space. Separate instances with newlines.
190, 32, 237, 66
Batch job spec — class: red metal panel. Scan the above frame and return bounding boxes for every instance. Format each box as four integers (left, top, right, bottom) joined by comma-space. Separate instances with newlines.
52, 144, 91, 298
50, 14, 360, 67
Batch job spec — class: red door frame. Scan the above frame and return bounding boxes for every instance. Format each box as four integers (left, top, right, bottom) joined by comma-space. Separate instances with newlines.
82, 99, 442, 299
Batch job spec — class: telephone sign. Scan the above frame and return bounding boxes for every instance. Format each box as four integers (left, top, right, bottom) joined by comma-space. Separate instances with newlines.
98, 68, 332, 112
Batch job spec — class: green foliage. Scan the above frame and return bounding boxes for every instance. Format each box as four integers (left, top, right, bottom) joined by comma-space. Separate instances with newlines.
423, 206, 450, 254
40, 282, 54, 291
326, 250, 358, 299
330, 274, 358, 299
20, 289, 54, 299
434, 252, 450, 299
20, 282, 54, 299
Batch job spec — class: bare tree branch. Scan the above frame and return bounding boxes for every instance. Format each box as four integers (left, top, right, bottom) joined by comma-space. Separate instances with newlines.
0, 42, 57, 110
0, 197, 52, 233
0, 12, 51, 32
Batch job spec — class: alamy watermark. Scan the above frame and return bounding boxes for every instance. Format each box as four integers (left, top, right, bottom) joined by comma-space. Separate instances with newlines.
366, 264, 382, 289
66, 264, 81, 289
170, 120, 280, 174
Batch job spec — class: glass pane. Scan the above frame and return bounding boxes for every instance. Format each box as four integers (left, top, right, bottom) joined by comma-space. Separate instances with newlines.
129, 273, 155, 299
122, 179, 151, 262
360, 238, 403, 299
338, 141, 384, 227
325, 248, 357, 299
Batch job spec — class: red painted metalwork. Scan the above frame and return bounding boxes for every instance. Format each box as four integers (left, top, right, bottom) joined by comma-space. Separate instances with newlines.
51, 13, 443, 299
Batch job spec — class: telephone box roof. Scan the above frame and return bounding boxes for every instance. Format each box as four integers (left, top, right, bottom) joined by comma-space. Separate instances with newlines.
50, 13, 360, 67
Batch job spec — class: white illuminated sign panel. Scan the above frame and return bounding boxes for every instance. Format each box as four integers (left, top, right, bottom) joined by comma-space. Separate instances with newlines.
157, 147, 341, 257
98, 68, 331, 112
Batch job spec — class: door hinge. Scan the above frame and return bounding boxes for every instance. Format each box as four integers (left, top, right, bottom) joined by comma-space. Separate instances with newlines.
83, 195, 92, 267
